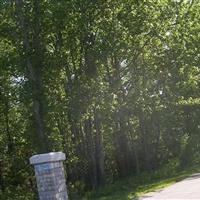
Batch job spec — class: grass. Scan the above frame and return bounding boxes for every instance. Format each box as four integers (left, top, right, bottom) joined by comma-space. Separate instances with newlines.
79, 165, 200, 200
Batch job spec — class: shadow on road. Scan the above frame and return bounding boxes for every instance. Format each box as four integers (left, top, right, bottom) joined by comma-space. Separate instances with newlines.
184, 173, 200, 181
134, 196, 153, 200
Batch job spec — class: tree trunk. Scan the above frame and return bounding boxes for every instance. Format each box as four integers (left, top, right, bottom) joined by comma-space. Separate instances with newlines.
14, 0, 48, 152
114, 119, 131, 176
84, 118, 97, 189
139, 115, 152, 171
4, 99, 13, 153
94, 110, 106, 185
153, 116, 161, 169
0, 161, 4, 192
128, 120, 140, 174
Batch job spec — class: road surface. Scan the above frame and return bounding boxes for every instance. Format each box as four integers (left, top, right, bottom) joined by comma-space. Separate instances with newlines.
134, 173, 200, 200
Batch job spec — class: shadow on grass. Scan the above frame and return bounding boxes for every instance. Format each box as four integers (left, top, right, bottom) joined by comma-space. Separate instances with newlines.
79, 165, 200, 200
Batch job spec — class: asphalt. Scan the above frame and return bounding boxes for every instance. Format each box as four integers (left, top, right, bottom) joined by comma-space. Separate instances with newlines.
134, 173, 200, 200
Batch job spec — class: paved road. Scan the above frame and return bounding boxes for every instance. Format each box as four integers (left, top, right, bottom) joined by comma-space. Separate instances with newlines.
134, 173, 200, 200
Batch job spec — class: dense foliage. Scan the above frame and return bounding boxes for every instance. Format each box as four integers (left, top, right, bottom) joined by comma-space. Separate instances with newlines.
0, 0, 199, 199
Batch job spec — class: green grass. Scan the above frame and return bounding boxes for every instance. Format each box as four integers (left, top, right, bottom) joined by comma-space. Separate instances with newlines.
79, 165, 200, 200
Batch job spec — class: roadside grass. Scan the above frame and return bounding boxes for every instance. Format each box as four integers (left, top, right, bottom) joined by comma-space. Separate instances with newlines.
79, 165, 200, 200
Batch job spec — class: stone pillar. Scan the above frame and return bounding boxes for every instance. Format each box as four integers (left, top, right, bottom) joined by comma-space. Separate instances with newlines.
30, 152, 68, 200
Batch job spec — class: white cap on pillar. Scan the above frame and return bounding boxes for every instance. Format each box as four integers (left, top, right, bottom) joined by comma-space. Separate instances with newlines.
29, 152, 66, 165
